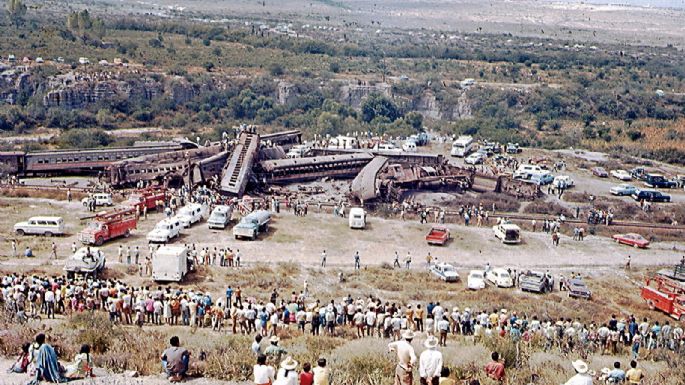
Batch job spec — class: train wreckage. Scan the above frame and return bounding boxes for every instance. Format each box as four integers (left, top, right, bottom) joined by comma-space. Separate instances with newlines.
1, 128, 540, 202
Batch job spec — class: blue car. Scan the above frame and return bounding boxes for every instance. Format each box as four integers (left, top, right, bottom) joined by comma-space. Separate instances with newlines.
530, 173, 554, 186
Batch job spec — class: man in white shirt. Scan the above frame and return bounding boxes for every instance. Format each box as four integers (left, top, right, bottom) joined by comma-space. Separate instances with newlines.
253, 354, 275, 385
563, 360, 594, 385
419, 336, 442, 385
388, 330, 417, 385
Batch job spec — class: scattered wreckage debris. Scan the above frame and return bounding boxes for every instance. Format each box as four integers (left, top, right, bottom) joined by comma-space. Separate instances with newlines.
494, 175, 542, 200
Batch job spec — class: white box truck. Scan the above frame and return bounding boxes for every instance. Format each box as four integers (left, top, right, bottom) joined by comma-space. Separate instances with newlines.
152, 246, 189, 282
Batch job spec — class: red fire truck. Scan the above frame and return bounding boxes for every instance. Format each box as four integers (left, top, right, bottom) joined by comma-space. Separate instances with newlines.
640, 274, 685, 322
78, 208, 138, 246
125, 187, 166, 212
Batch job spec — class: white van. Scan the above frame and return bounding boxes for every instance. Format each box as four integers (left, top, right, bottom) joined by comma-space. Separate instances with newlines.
450, 136, 474, 157
81, 193, 113, 207
348, 207, 366, 229
147, 218, 181, 243
513, 164, 543, 180
485, 268, 514, 288
152, 246, 189, 282
208, 205, 233, 229
14, 216, 65, 236
174, 203, 206, 228
402, 140, 417, 152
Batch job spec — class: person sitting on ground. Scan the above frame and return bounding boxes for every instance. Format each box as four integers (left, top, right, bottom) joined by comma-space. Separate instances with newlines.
562, 360, 593, 385
438, 367, 455, 385
299, 362, 314, 385
274, 356, 299, 385
484, 351, 506, 383
313, 358, 330, 385
253, 354, 275, 385
607, 361, 625, 384
265, 336, 287, 362
161, 336, 190, 382
8, 342, 30, 373
625, 360, 644, 385
30, 333, 66, 384
64, 344, 93, 379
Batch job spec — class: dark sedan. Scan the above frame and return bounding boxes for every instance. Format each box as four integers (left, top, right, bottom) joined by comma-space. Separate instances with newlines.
564, 278, 592, 300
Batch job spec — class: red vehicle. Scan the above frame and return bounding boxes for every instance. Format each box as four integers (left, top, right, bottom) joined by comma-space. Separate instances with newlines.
426, 226, 450, 246
591, 167, 609, 178
78, 208, 138, 246
612, 233, 650, 248
640, 275, 685, 321
125, 187, 166, 212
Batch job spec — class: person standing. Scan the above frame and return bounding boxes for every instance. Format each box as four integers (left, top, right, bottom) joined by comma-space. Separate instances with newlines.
405, 252, 412, 269
394, 252, 401, 268
118, 244, 123, 263
321, 250, 327, 268
11, 240, 17, 258
354, 251, 360, 270
134, 246, 140, 265
388, 330, 417, 385
126, 246, 132, 265
51, 242, 57, 259
419, 336, 443, 385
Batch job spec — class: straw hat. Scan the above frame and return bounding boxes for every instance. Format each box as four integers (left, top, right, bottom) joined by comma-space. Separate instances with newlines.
572, 360, 589, 374
453, 307, 459, 312
402, 330, 416, 340
501, 309, 507, 314
556, 321, 564, 327
600, 368, 611, 375
424, 336, 439, 349
269, 336, 280, 343
280, 356, 298, 370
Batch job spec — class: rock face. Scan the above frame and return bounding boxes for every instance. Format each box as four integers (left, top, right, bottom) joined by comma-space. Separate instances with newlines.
43, 76, 164, 109
412, 90, 472, 121
277, 81, 298, 106
340, 82, 392, 109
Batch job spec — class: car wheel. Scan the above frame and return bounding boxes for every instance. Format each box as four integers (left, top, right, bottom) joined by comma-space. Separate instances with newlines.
44, 232, 53, 237
680, 314, 685, 322
16, 229, 25, 236
95, 237, 104, 246
124, 230, 130, 238
647, 300, 655, 310
633, 243, 638, 248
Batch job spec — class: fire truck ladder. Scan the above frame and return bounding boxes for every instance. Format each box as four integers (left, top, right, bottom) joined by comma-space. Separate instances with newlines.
220, 131, 260, 195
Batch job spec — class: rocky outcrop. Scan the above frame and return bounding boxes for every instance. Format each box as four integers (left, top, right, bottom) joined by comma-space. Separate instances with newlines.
413, 90, 472, 121
340, 82, 392, 109
43, 77, 164, 109
277, 81, 298, 106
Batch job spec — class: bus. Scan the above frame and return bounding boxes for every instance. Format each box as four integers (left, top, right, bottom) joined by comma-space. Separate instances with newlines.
450, 136, 475, 157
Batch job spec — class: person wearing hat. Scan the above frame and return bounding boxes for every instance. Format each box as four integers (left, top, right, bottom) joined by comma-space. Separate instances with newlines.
419, 336, 443, 385
265, 336, 288, 363
388, 330, 417, 385
274, 356, 299, 385
562, 360, 593, 385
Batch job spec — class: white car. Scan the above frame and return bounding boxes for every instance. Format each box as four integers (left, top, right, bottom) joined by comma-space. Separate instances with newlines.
81, 193, 113, 207
485, 268, 514, 288
147, 218, 181, 243
467, 270, 486, 290
552, 175, 574, 189
465, 152, 485, 165
174, 203, 206, 228
493, 223, 521, 244
14, 216, 65, 236
430, 263, 460, 282
611, 169, 632, 181
513, 164, 543, 180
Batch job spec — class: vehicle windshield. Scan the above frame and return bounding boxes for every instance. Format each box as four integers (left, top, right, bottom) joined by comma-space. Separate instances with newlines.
212, 212, 226, 219
471, 273, 483, 279
505, 230, 519, 240
178, 208, 192, 216
87, 222, 102, 230
443, 266, 455, 272
155, 223, 169, 230
500, 272, 511, 279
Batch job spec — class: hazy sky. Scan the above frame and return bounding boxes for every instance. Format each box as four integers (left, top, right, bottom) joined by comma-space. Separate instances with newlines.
561, 0, 684, 8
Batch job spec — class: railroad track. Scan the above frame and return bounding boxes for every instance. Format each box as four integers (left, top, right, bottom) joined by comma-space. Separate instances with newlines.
484, 211, 685, 232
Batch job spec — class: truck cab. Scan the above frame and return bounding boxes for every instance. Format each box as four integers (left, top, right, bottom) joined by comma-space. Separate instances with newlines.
641, 275, 685, 321
644, 173, 676, 189
208, 205, 233, 229
233, 210, 271, 240
78, 208, 137, 246
81, 193, 113, 207
174, 203, 206, 228
147, 218, 181, 243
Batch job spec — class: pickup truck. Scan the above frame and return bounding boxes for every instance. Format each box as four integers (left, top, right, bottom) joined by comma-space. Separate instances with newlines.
233, 210, 271, 240
426, 226, 450, 246
644, 174, 677, 189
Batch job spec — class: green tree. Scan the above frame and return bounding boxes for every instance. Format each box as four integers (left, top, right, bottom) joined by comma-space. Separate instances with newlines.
361, 93, 400, 123
404, 111, 423, 130
7, 0, 27, 27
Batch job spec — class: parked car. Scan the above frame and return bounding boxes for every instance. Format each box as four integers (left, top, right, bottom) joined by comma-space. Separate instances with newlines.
467, 270, 486, 290
631, 189, 671, 203
530, 172, 554, 186
465, 152, 486, 165
610, 169, 632, 181
612, 233, 650, 248
631, 167, 648, 181
506, 143, 522, 154
610, 184, 638, 196
64, 247, 105, 278
14, 216, 65, 236
644, 174, 677, 189
513, 164, 543, 180
174, 203, 206, 228
519, 271, 551, 293
564, 278, 592, 300
591, 167, 609, 178
147, 218, 181, 243
430, 263, 460, 282
81, 193, 113, 207
493, 223, 521, 244
485, 268, 514, 288
425, 226, 450, 246
552, 175, 574, 189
